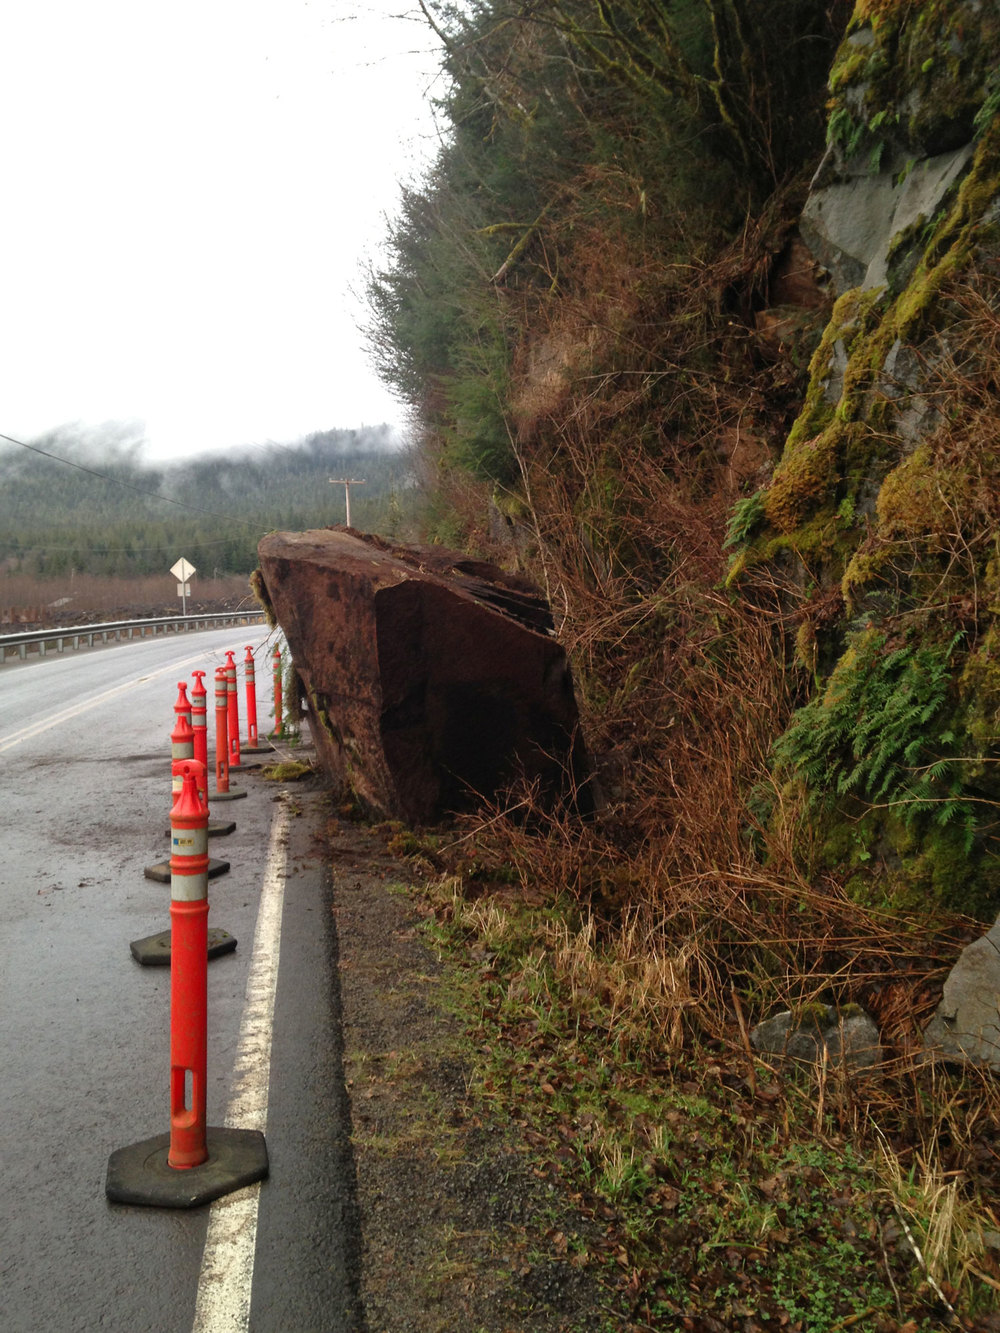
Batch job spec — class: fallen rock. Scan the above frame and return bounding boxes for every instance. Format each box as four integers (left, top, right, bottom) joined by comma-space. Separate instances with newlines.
256, 529, 594, 824
923, 916, 1000, 1072
750, 1003, 882, 1071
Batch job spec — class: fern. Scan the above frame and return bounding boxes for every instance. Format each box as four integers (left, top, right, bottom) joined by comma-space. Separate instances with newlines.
723, 490, 766, 550
774, 627, 972, 838
974, 79, 1000, 136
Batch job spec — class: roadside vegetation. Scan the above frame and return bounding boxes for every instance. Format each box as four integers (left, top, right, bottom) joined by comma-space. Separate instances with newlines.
358, 1, 1000, 1327
372, 831, 1000, 1331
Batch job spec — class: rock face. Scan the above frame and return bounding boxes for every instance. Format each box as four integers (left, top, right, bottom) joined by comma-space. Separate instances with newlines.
729, 1, 1000, 917
256, 529, 593, 824
923, 917, 1000, 1072
801, 143, 974, 295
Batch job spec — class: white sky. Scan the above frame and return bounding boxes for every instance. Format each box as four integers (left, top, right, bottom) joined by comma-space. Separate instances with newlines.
0, 1, 443, 461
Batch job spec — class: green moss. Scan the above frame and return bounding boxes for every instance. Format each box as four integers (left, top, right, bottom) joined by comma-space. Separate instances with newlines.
840, 545, 891, 614
763, 426, 838, 534
768, 618, 1000, 915
958, 624, 1000, 754
828, 44, 871, 97
875, 444, 939, 534
795, 618, 818, 674
746, 74, 1000, 914
829, 2, 1000, 167
842, 405, 1000, 614
742, 116, 1000, 611
809, 793, 1000, 917
759, 288, 886, 537
491, 485, 528, 521
750, 511, 837, 571
793, 1001, 833, 1031
261, 760, 315, 782
911, 822, 1000, 918
249, 568, 277, 629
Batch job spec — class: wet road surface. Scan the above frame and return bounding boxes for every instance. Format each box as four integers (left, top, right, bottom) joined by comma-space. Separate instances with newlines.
0, 629, 362, 1332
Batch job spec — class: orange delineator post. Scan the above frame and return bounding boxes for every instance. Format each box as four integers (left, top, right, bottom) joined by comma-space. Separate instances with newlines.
244, 646, 258, 745
171, 715, 208, 812
214, 667, 230, 794
173, 680, 192, 729
190, 670, 208, 773
106, 754, 265, 1205
272, 645, 283, 738
168, 766, 209, 1169
171, 709, 196, 803
225, 650, 241, 769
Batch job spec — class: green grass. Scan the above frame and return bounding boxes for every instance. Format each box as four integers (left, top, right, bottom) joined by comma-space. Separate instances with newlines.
412, 875, 999, 1331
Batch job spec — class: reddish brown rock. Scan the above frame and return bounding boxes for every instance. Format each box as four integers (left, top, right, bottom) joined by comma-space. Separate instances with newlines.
768, 233, 830, 309
256, 529, 593, 823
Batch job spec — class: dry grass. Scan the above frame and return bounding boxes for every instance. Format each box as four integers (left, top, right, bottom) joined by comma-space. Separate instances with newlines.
878, 1117, 1000, 1313
434, 237, 1000, 1035
0, 571, 255, 625
417, 234, 1000, 1317
427, 796, 1000, 1317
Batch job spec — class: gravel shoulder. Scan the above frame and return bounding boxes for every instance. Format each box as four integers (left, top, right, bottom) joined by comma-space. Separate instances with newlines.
326, 811, 611, 1333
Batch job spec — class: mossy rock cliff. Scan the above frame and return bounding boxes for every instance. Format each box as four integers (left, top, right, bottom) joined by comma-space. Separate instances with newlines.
731, 0, 1000, 917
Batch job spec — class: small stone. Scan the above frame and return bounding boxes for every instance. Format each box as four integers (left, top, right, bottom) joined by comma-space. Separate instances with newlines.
750, 1004, 882, 1070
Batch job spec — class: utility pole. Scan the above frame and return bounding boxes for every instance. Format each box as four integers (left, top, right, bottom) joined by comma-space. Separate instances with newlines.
329, 477, 366, 528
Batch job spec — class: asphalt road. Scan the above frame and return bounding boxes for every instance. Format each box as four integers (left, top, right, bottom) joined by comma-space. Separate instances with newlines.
0, 629, 362, 1332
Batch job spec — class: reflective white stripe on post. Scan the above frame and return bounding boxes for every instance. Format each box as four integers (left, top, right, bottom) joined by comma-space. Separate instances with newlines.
172, 826, 209, 856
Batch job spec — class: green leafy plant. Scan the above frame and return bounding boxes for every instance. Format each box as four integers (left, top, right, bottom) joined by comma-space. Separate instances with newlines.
774, 626, 974, 844
826, 104, 865, 158
723, 490, 766, 551
974, 78, 1000, 135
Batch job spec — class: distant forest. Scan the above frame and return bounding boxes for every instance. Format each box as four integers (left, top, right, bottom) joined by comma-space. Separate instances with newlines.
0, 425, 417, 578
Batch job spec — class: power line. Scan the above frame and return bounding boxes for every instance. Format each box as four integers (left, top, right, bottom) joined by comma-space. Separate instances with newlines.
0, 431, 261, 528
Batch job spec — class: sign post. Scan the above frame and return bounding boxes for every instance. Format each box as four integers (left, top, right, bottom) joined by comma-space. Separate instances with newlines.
170, 558, 196, 614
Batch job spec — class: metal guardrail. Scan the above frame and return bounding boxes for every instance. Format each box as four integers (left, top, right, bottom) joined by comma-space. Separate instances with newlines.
0, 610, 267, 663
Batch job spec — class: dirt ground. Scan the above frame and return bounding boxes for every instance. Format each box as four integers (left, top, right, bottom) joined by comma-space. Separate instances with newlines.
327, 813, 614, 1333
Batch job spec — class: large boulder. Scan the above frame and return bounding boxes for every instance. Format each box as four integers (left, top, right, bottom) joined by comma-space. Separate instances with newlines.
256, 529, 594, 824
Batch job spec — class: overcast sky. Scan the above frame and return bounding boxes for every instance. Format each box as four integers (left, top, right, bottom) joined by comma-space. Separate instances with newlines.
0, 1, 442, 461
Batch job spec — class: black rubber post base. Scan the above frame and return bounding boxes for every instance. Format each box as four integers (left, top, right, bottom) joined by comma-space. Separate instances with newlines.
106, 1127, 269, 1208
240, 743, 273, 754
208, 787, 247, 802
144, 858, 229, 884
129, 927, 237, 966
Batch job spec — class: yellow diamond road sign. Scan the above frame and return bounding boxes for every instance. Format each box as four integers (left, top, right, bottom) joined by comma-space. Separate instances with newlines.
170, 558, 196, 583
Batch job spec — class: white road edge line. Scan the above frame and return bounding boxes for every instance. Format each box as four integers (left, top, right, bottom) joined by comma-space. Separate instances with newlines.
190, 798, 289, 1333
